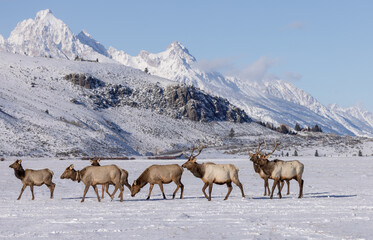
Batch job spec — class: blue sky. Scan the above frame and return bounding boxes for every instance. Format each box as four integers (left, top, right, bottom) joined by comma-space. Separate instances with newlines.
1, 0, 372, 112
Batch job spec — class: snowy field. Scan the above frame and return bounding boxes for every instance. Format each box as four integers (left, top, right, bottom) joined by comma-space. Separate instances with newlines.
1, 156, 373, 239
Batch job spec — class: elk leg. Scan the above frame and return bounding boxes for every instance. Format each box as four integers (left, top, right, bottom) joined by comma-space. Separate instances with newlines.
47, 182, 55, 199
92, 185, 101, 202
264, 178, 269, 196
119, 185, 124, 202
158, 183, 166, 199
105, 184, 113, 199
279, 180, 285, 195
30, 184, 35, 200
202, 182, 209, 199
81, 184, 90, 202
110, 185, 119, 201
298, 178, 304, 198
17, 184, 27, 200
101, 185, 105, 199
233, 179, 245, 198
147, 184, 154, 200
224, 182, 233, 200
172, 183, 180, 199
270, 180, 278, 199
208, 183, 213, 201
286, 180, 290, 195
277, 181, 282, 199
179, 181, 184, 199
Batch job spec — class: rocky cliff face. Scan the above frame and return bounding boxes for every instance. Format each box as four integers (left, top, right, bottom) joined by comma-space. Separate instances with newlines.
86, 79, 251, 123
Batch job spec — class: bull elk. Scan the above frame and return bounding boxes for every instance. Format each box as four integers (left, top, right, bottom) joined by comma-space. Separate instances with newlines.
130, 164, 184, 200
9, 160, 55, 200
182, 144, 245, 201
90, 159, 131, 199
249, 141, 290, 196
250, 140, 304, 199
60, 164, 124, 202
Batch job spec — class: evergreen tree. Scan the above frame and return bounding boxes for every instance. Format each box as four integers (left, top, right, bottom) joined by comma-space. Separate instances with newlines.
286, 152, 289, 157
315, 150, 319, 157
295, 123, 301, 131
294, 150, 298, 156
144, 67, 149, 74
358, 150, 363, 157
229, 128, 235, 138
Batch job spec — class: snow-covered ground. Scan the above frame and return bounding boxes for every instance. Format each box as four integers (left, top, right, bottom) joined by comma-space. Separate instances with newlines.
1, 156, 372, 239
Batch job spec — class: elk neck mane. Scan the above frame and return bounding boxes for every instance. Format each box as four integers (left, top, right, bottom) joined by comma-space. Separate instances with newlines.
136, 167, 151, 187
13, 164, 26, 180
187, 162, 206, 179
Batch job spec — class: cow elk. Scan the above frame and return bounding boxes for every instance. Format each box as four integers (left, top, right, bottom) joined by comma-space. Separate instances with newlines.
249, 141, 290, 196
131, 164, 184, 200
250, 140, 304, 199
90, 159, 131, 199
182, 145, 245, 201
9, 160, 55, 200
60, 164, 124, 202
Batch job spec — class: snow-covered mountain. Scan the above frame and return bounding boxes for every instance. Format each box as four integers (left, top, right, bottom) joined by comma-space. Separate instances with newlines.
1, 9, 373, 137
3, 9, 111, 62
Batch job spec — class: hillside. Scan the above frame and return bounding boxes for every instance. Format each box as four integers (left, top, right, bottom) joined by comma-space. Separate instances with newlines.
2, 9, 372, 137
0, 52, 268, 157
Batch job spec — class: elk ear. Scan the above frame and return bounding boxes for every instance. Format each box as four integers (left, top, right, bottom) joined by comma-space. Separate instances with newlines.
89, 159, 93, 163
249, 152, 254, 158
69, 164, 74, 170
133, 180, 137, 186
17, 159, 22, 164
264, 155, 270, 160
191, 157, 197, 163
97, 158, 100, 163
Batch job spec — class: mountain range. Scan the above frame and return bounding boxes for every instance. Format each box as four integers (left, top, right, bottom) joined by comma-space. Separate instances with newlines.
1, 9, 373, 137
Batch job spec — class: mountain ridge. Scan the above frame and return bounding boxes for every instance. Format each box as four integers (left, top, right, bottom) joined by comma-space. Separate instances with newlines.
1, 9, 373, 137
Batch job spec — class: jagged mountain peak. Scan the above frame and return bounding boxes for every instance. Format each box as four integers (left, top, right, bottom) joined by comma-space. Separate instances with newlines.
35, 9, 53, 20
77, 29, 108, 56
166, 40, 196, 62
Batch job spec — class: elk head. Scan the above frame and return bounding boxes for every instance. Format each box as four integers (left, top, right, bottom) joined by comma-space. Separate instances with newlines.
60, 164, 77, 180
9, 159, 22, 169
130, 180, 141, 197
249, 141, 265, 163
249, 140, 280, 165
90, 158, 101, 166
182, 144, 207, 169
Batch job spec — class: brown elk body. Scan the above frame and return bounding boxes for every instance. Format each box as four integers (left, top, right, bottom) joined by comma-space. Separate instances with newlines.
131, 164, 184, 200
9, 160, 55, 200
60, 164, 124, 202
90, 159, 131, 199
250, 140, 304, 199
251, 157, 290, 196
182, 145, 245, 201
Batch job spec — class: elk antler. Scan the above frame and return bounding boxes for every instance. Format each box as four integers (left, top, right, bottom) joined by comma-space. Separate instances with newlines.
264, 140, 281, 157
183, 145, 198, 159
193, 144, 207, 158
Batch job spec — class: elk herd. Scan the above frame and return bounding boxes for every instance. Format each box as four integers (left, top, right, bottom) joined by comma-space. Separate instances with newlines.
8, 140, 305, 202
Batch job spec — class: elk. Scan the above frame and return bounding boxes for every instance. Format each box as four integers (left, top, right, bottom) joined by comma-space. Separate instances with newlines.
60, 164, 124, 202
249, 141, 290, 196
90, 159, 131, 199
182, 145, 245, 201
130, 164, 184, 200
9, 159, 55, 200
250, 140, 304, 199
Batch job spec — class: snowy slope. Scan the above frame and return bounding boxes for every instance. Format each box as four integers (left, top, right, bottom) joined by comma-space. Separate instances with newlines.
1, 9, 373, 137
1, 156, 373, 239
0, 51, 269, 157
